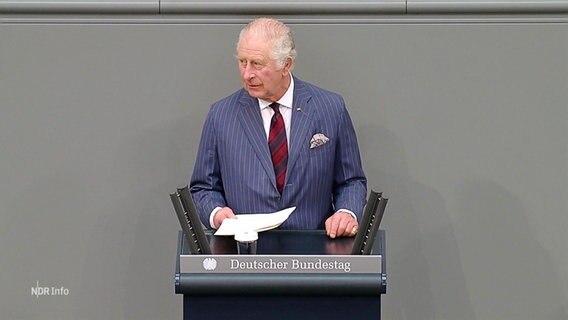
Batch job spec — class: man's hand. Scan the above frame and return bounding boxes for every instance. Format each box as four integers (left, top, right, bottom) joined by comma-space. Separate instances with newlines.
212, 207, 237, 229
325, 211, 358, 239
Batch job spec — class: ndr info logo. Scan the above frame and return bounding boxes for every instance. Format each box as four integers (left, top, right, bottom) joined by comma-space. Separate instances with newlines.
31, 281, 69, 298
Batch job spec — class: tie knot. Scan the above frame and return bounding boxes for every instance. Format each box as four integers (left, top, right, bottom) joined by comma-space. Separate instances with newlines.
270, 102, 280, 114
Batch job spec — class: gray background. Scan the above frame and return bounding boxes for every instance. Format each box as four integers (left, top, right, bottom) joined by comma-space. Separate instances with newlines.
1, 1, 567, 319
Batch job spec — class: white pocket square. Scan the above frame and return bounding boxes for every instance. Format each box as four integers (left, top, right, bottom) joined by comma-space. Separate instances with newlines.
310, 133, 329, 149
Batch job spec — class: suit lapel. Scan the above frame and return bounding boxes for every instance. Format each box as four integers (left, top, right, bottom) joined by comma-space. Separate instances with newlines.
288, 79, 313, 177
236, 93, 277, 189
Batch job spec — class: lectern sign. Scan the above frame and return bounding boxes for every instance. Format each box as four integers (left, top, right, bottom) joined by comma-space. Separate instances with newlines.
180, 255, 381, 274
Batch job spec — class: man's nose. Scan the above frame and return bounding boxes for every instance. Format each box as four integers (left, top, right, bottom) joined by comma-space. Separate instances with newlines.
243, 64, 255, 80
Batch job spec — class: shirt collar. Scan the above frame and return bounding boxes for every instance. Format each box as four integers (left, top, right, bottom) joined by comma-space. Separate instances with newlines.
258, 75, 294, 110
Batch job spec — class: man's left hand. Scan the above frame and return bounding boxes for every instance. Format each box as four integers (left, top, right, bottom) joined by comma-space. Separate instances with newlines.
325, 211, 358, 239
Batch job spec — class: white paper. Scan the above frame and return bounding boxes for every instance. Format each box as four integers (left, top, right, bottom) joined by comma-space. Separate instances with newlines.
214, 207, 296, 236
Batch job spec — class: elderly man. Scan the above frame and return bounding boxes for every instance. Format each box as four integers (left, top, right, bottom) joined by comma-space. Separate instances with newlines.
190, 18, 366, 238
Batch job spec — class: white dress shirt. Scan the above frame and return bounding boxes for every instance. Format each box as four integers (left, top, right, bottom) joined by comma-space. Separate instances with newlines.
258, 76, 294, 141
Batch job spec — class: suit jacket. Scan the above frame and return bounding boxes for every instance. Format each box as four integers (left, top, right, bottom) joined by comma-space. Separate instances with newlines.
190, 76, 367, 229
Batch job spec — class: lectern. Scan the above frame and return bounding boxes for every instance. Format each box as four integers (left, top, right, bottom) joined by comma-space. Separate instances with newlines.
174, 230, 387, 320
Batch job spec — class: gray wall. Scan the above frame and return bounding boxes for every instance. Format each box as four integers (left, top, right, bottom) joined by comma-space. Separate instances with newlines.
1, 2, 567, 320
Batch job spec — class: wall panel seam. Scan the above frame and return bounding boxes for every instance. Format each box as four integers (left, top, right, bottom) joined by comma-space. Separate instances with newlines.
0, 1, 567, 15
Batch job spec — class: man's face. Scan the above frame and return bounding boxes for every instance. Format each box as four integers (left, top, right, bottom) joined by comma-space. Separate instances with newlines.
236, 33, 291, 102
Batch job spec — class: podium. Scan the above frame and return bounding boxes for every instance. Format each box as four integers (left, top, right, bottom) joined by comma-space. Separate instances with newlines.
174, 229, 386, 320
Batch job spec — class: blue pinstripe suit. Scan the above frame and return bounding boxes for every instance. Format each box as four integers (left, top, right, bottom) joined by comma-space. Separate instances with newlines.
190, 77, 367, 229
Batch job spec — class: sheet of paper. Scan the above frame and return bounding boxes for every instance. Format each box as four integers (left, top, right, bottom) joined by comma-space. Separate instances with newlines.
214, 207, 296, 236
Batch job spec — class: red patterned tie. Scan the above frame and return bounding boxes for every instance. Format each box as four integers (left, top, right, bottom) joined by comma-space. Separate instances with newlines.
268, 102, 288, 193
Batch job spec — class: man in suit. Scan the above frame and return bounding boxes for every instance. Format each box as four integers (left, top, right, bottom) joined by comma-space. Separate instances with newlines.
190, 18, 367, 238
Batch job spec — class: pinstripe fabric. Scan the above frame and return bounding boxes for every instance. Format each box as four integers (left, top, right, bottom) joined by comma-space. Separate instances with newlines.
190, 77, 367, 229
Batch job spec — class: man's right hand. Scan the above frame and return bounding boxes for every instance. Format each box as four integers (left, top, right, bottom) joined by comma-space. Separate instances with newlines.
212, 207, 237, 229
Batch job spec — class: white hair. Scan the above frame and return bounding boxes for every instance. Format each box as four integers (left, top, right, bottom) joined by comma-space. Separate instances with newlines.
238, 18, 297, 69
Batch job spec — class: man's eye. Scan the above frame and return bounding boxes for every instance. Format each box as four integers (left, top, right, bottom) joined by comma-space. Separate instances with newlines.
237, 59, 264, 69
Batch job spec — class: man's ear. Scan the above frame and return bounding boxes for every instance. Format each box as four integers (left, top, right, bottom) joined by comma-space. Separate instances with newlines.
282, 57, 294, 75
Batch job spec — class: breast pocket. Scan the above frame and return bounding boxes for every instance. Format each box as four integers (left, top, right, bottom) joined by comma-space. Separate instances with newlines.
307, 141, 335, 177
309, 141, 333, 158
